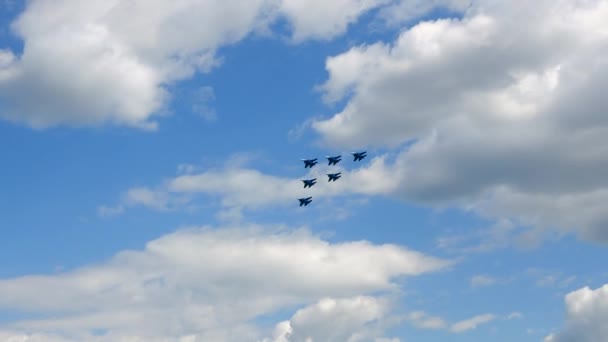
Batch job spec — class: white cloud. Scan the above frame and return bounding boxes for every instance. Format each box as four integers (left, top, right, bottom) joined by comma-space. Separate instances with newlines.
189, 86, 217, 122
545, 284, 608, 342
176, 164, 197, 175
0, 0, 271, 129
470, 275, 497, 288
436, 219, 522, 254
112, 155, 395, 213
507, 312, 523, 320
526, 269, 579, 289
379, 0, 471, 26
125, 187, 172, 210
403, 310, 511, 334
449, 314, 496, 333
97, 204, 125, 218
279, 0, 390, 42
472, 187, 608, 242
0, 330, 75, 342
405, 311, 447, 330
166, 168, 298, 208
0, 225, 450, 341
279, 0, 473, 43
0, 0, 459, 130
311, 0, 608, 243
264, 296, 399, 342
315, 0, 608, 146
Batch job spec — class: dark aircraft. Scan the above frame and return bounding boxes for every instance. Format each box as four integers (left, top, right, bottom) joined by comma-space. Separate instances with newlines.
351, 151, 367, 162
298, 197, 312, 206
326, 155, 342, 166
302, 178, 317, 188
302, 158, 318, 168
327, 172, 342, 182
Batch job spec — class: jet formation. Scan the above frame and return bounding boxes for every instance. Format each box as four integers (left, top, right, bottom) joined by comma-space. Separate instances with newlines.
297, 151, 366, 206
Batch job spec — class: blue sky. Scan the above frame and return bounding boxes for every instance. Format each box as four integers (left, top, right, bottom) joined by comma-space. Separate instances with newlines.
1, 1, 608, 341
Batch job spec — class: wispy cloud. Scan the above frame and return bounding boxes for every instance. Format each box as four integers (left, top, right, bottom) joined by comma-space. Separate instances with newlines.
527, 269, 579, 289
405, 311, 447, 330
402, 310, 525, 334
470, 275, 498, 288
102, 154, 395, 217
507, 312, 524, 320
97, 205, 124, 218
449, 314, 496, 333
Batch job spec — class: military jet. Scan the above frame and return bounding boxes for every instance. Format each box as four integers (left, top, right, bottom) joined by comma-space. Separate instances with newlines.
302, 178, 317, 188
327, 172, 342, 182
351, 151, 367, 162
326, 155, 342, 166
298, 197, 313, 206
302, 158, 318, 168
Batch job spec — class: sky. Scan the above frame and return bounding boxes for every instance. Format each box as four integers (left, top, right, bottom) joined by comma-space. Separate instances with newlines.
0, 0, 607, 341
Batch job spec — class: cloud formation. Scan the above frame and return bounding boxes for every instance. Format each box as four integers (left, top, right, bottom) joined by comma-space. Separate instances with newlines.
0, 0, 266, 129
264, 296, 399, 342
0, 225, 450, 341
545, 284, 608, 342
449, 314, 495, 333
405, 311, 447, 330
470, 275, 497, 288
0, 0, 459, 130
279, 0, 390, 42
402, 310, 512, 334
102, 154, 395, 215
313, 0, 608, 243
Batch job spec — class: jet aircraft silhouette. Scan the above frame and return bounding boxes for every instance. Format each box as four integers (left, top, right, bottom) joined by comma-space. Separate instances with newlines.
351, 151, 367, 162
302, 158, 318, 168
302, 178, 317, 188
327, 172, 342, 182
326, 155, 342, 166
298, 197, 313, 206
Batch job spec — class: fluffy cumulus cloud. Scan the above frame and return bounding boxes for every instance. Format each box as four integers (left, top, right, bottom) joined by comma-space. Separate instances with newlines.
0, 225, 450, 341
0, 0, 461, 129
313, 0, 608, 242
379, 0, 472, 25
263, 296, 399, 342
0, 0, 271, 129
279, 0, 390, 42
545, 284, 608, 342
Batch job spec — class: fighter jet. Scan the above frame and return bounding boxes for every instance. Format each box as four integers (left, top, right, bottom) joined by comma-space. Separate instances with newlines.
326, 155, 342, 166
327, 172, 342, 182
298, 197, 312, 206
351, 151, 367, 162
302, 158, 318, 168
302, 178, 317, 188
